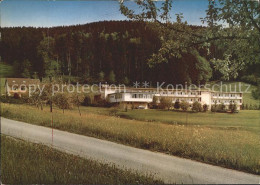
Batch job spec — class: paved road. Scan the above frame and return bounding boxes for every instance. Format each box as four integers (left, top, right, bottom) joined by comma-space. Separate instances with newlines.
1, 117, 259, 184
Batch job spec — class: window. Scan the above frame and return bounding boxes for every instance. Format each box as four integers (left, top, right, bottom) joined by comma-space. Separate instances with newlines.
21, 86, 26, 91
139, 94, 143, 98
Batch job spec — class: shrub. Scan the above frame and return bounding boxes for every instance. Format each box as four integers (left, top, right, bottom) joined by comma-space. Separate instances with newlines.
192, 101, 202, 112
217, 103, 226, 113
229, 102, 237, 113
83, 95, 93, 106
0, 95, 26, 104
203, 104, 208, 112
211, 103, 217, 112
159, 97, 172, 110
180, 101, 189, 111
174, 101, 180, 109
150, 96, 159, 109
241, 75, 258, 85
53, 93, 73, 113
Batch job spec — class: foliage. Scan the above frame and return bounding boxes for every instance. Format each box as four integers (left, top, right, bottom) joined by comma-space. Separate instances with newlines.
228, 102, 237, 113
120, 0, 260, 80
150, 96, 159, 109
0, 63, 13, 78
173, 101, 180, 109
192, 101, 202, 112
217, 103, 226, 113
0, 95, 26, 104
211, 103, 217, 112
1, 21, 231, 85
53, 93, 73, 112
180, 101, 189, 111
108, 70, 116, 84
202, 104, 208, 112
83, 94, 93, 106
241, 75, 259, 85
1, 135, 162, 184
98, 71, 105, 82
252, 81, 260, 100
159, 97, 172, 110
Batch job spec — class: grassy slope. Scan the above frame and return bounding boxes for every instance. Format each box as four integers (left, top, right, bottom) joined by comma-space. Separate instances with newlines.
1, 135, 162, 184
1, 103, 260, 174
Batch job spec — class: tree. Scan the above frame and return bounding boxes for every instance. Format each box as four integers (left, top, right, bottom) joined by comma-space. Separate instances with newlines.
53, 93, 72, 113
123, 76, 129, 85
174, 100, 180, 109
159, 97, 172, 110
21, 59, 32, 78
252, 80, 260, 100
203, 104, 208, 112
28, 88, 44, 110
151, 96, 159, 109
192, 101, 202, 112
120, 0, 260, 80
0, 63, 13, 77
180, 101, 189, 111
108, 70, 116, 84
71, 93, 84, 116
99, 71, 105, 83
217, 103, 226, 112
229, 102, 237, 113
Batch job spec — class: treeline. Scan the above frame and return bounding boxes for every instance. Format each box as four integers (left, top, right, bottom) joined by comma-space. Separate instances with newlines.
0, 21, 258, 85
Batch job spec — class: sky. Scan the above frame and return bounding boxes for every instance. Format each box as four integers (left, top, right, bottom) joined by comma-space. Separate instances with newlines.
0, 0, 209, 28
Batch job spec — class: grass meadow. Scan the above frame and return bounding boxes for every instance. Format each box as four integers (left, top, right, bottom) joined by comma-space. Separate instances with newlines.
1, 135, 162, 184
1, 103, 260, 175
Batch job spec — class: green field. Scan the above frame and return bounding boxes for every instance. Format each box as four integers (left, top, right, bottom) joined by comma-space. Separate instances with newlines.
2, 103, 260, 174
1, 135, 162, 184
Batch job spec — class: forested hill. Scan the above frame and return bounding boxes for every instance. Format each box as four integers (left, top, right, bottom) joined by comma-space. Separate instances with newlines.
1, 21, 214, 84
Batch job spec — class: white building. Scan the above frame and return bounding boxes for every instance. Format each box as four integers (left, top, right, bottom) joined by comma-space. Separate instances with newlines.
100, 87, 243, 110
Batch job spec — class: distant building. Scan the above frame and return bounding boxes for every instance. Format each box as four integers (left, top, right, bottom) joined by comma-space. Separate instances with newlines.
5, 78, 40, 97
100, 87, 243, 110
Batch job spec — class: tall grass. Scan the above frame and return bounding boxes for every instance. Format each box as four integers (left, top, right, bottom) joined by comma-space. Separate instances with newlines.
1, 135, 162, 184
1, 103, 260, 174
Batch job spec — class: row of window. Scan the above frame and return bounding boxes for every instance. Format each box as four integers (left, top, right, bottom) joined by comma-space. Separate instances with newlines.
212, 100, 242, 103
131, 94, 151, 99
212, 93, 241, 97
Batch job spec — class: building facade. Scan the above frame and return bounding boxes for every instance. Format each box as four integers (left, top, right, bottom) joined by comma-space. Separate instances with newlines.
100, 87, 243, 110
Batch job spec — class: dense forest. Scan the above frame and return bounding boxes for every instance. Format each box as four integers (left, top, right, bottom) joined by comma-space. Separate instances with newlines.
0, 21, 259, 85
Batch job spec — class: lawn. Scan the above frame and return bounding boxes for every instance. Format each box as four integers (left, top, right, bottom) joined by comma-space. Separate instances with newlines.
1, 135, 162, 184
1, 103, 260, 175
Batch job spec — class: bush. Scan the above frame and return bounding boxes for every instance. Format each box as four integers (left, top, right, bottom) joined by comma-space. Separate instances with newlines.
217, 103, 226, 113
180, 101, 189, 111
150, 96, 159, 109
211, 103, 217, 112
241, 75, 258, 85
159, 97, 172, 110
203, 104, 208, 112
0, 95, 26, 104
229, 102, 237, 113
192, 101, 202, 112
83, 95, 93, 106
174, 101, 180, 109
